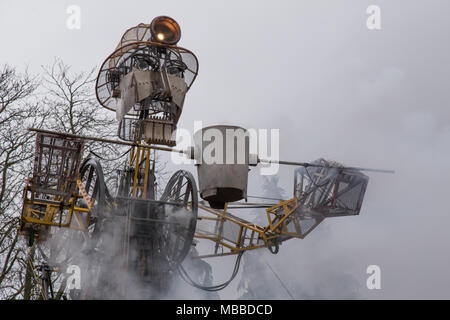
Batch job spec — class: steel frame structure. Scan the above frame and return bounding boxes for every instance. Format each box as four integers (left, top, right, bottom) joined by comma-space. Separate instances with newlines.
17, 16, 377, 299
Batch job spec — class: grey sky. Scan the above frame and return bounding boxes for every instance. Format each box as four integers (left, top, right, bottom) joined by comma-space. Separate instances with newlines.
1, 0, 449, 299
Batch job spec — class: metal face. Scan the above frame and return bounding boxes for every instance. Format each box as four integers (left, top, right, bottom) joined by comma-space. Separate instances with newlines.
95, 23, 198, 146
96, 25, 198, 115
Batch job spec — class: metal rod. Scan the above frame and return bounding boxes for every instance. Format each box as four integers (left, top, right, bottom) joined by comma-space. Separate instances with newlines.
227, 205, 274, 209
258, 158, 395, 174
28, 128, 184, 154
29, 128, 395, 173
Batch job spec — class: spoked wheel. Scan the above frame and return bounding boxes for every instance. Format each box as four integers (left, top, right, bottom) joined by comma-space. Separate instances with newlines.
73, 158, 109, 251
160, 170, 198, 267
105, 170, 121, 199
78, 158, 108, 211
52, 158, 110, 299
129, 170, 198, 295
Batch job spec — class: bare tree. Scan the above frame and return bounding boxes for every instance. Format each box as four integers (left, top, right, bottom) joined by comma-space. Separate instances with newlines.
41, 58, 120, 165
0, 65, 46, 299
0, 59, 173, 299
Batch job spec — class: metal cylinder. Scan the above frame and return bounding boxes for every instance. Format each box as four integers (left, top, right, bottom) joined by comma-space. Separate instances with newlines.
194, 125, 249, 209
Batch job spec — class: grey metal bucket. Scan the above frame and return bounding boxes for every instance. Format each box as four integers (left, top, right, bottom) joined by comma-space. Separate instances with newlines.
194, 125, 249, 209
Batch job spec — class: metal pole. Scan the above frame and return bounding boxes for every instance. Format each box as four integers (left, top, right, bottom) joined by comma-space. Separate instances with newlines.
29, 128, 395, 173
258, 158, 395, 174
28, 128, 184, 154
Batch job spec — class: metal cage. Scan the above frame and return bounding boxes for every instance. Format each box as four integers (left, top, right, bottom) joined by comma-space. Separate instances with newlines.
294, 159, 369, 218
31, 133, 85, 203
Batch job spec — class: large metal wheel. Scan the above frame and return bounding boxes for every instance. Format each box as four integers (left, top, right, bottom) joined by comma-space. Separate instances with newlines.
49, 158, 110, 299
160, 170, 198, 267
73, 158, 109, 252
78, 158, 108, 210
128, 169, 198, 296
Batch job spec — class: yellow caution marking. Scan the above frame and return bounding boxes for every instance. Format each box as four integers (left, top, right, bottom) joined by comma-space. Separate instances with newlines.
77, 179, 93, 209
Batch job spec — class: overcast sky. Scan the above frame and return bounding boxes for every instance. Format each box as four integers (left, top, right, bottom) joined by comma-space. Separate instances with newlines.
1, 0, 449, 299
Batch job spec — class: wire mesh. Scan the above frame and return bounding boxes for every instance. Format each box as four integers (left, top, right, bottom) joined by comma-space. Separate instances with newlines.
96, 33, 198, 115
294, 158, 369, 217
32, 133, 85, 203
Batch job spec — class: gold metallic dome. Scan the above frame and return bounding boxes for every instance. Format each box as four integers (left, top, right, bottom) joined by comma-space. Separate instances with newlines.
150, 16, 181, 45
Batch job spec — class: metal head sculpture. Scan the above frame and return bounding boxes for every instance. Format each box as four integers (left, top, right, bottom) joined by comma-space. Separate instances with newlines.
95, 16, 198, 146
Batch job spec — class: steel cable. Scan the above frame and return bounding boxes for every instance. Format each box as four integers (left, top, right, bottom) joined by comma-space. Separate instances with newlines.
177, 251, 244, 292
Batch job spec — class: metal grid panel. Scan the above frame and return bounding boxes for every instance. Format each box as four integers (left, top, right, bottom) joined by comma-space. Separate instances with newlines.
118, 117, 141, 141
221, 219, 242, 243
32, 133, 85, 202
293, 158, 369, 217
